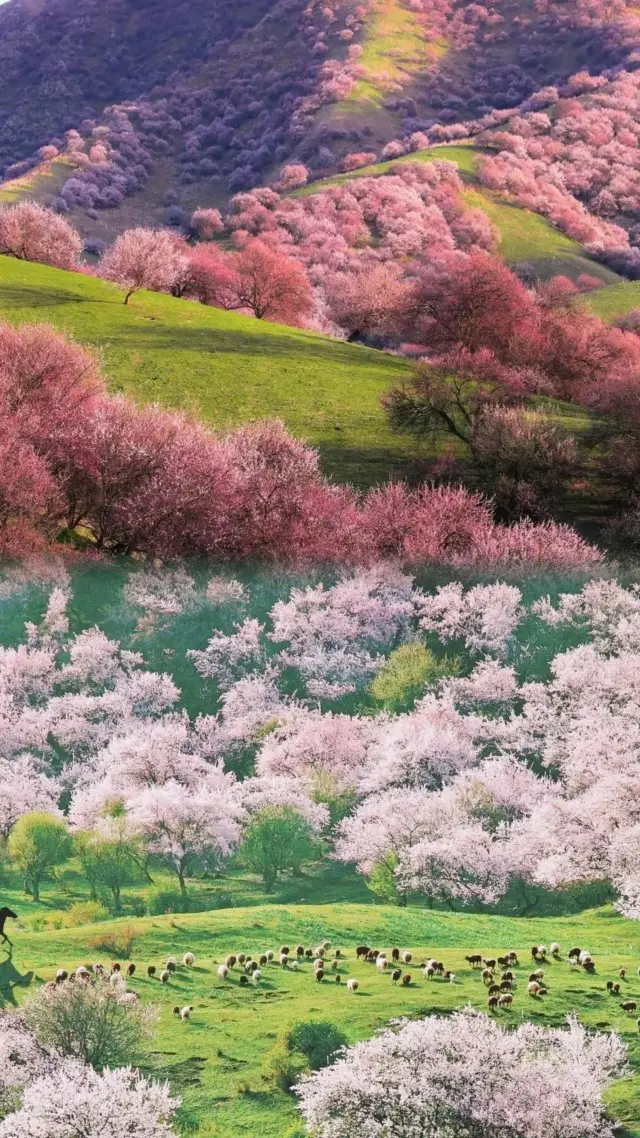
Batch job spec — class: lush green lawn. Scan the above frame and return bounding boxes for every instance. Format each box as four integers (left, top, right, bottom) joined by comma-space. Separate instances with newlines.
0, 157, 76, 205
0, 255, 415, 488
4, 898, 640, 1138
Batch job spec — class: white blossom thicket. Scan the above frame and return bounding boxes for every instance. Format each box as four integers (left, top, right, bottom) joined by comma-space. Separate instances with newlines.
0, 1060, 179, 1138
10, 567, 640, 914
296, 1012, 627, 1138
0, 1012, 59, 1119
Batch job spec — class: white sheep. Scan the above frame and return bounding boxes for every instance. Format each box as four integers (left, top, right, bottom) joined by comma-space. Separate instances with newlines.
291, 960, 299, 971
75, 966, 91, 981
180, 1005, 193, 1021
550, 943, 561, 957
217, 964, 229, 980
528, 981, 543, 996
401, 952, 412, 964
55, 969, 68, 983
109, 972, 125, 991
448, 972, 456, 983
579, 951, 592, 965
423, 965, 435, 980
347, 978, 359, 993
183, 952, 196, 967
376, 956, 387, 971
251, 969, 262, 985
280, 953, 289, 967
160, 970, 170, 984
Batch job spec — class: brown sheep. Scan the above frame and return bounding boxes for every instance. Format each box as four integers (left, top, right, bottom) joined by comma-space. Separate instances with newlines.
391, 948, 400, 962
612, 982, 621, 995
499, 981, 513, 993
315, 969, 325, 982
296, 946, 305, 957
482, 968, 494, 985
528, 981, 543, 997
356, 946, 371, 959
621, 1001, 637, 1013
497, 993, 513, 1007
305, 948, 314, 958
488, 996, 499, 1009
465, 954, 482, 968
488, 983, 501, 996
501, 970, 514, 982
280, 946, 290, 956
483, 958, 497, 969
335, 974, 341, 983
147, 966, 156, 979
497, 956, 509, 968
127, 964, 136, 978
528, 971, 544, 982
619, 968, 626, 979
401, 973, 412, 986
607, 981, 615, 993
583, 961, 596, 974
239, 975, 249, 987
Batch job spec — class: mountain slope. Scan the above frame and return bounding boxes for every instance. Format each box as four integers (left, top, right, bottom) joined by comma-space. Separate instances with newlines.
0, 254, 415, 487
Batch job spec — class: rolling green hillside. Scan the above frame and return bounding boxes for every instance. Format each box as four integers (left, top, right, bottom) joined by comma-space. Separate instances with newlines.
296, 143, 621, 286
0, 255, 415, 488
4, 900, 640, 1138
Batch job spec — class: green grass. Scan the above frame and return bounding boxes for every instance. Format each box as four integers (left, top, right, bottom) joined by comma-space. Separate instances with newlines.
5, 899, 640, 1138
0, 255, 416, 488
341, 0, 445, 109
585, 280, 640, 322
0, 157, 77, 206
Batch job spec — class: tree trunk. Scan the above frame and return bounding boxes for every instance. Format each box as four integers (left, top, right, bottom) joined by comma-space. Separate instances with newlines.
112, 885, 121, 913
31, 877, 40, 902
124, 290, 134, 305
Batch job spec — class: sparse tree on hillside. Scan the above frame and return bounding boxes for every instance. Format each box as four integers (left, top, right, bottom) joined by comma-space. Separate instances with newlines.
190, 207, 225, 240
0, 202, 82, 269
240, 805, 320, 890
231, 240, 313, 324
99, 228, 189, 304
7, 812, 72, 902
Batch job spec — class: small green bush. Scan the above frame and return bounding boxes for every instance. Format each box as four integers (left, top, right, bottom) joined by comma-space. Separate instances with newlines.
262, 1040, 308, 1092
286, 1021, 348, 1071
86, 922, 139, 959
147, 888, 191, 915
64, 900, 109, 927
370, 643, 461, 710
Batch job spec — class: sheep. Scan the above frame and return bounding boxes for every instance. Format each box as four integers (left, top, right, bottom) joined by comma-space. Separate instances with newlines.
488, 996, 499, 1009
482, 968, 494, 985
305, 948, 314, 958
296, 945, 305, 957
619, 967, 626, 979
401, 973, 412, 986
347, 978, 359, 993
607, 981, 615, 993
225, 955, 237, 969
499, 981, 513, 993
183, 953, 195, 968
356, 946, 370, 959
217, 965, 229, 981
483, 958, 497, 969
331, 959, 339, 971
179, 1006, 193, 1021
637, 1017, 640, 1033
321, 940, 331, 950
127, 963, 136, 977
391, 968, 402, 984
119, 991, 139, 1006
529, 970, 544, 982
465, 954, 483, 968
335, 974, 342, 983
391, 948, 400, 962
280, 945, 290, 955
445, 971, 456, 983
172, 1005, 181, 1016
147, 966, 156, 979
291, 961, 300, 972
507, 952, 519, 966
76, 966, 91, 981
550, 943, 561, 958
488, 984, 501, 996
314, 947, 326, 959
426, 958, 439, 971
166, 961, 177, 974
109, 971, 124, 989
528, 981, 543, 997
237, 954, 246, 964
583, 961, 596, 974
497, 955, 509, 968
401, 952, 412, 964
315, 969, 325, 982
266, 951, 274, 963
239, 974, 249, 987
497, 993, 513, 1007
110, 963, 121, 974
333, 949, 342, 959
280, 953, 289, 968
92, 964, 105, 976
612, 982, 621, 995
568, 947, 582, 961
579, 951, 592, 965
501, 970, 514, 982
376, 956, 388, 972
55, 969, 68, 984
256, 954, 266, 967
621, 1001, 638, 1013
160, 970, 171, 984
251, 970, 262, 985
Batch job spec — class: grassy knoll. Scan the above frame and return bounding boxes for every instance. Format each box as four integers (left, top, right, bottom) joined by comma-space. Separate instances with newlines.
0, 255, 415, 488
4, 898, 640, 1138
342, 0, 445, 109
0, 157, 77, 206
586, 279, 640, 322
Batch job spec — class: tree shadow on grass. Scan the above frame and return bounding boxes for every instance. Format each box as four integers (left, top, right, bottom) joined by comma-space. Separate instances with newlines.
0, 284, 104, 309
118, 322, 410, 372
0, 949, 35, 1007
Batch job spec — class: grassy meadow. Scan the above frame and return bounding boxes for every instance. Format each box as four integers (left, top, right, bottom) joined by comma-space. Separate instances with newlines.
3, 890, 640, 1138
0, 254, 415, 488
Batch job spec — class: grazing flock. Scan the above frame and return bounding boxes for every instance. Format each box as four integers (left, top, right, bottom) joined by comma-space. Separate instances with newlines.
44, 939, 640, 1030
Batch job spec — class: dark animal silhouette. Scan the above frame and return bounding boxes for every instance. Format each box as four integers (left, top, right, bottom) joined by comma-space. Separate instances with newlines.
0, 908, 17, 947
